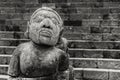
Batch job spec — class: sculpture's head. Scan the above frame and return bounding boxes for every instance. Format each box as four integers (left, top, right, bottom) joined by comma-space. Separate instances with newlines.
25, 7, 63, 46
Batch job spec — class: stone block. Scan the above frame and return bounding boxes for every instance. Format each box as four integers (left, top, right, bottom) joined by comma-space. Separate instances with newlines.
74, 70, 82, 79
4, 48, 15, 55
63, 33, 82, 40
0, 41, 11, 46
77, 8, 91, 14
81, 33, 102, 41
0, 57, 11, 65
0, 79, 7, 80
24, 0, 38, 3
91, 8, 110, 14
102, 33, 120, 41
109, 71, 120, 80
68, 50, 83, 58
82, 20, 100, 27
103, 51, 120, 59
101, 27, 111, 33
68, 42, 91, 49
0, 8, 15, 14
83, 51, 103, 58
64, 20, 82, 26
111, 28, 120, 33
64, 26, 90, 34
0, 67, 8, 75
97, 59, 120, 69
83, 69, 109, 80
73, 59, 97, 68
90, 27, 102, 33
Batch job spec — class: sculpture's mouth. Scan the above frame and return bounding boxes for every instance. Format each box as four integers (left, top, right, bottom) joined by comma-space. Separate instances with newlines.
39, 30, 52, 38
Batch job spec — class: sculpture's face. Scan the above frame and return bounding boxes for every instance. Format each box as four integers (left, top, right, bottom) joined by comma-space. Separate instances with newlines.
29, 10, 62, 46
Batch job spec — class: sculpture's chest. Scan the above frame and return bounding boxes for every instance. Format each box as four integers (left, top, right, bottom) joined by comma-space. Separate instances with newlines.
20, 48, 59, 77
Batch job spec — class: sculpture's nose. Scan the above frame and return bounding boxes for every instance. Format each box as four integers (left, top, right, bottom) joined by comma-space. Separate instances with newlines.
42, 18, 52, 29
43, 25, 51, 29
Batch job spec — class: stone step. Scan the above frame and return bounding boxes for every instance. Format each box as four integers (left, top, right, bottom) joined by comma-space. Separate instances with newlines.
69, 48, 120, 58
1, 46, 120, 58
70, 58, 120, 69
74, 68, 120, 80
64, 33, 120, 40
0, 75, 8, 80
2, 38, 120, 49
0, 31, 25, 39
0, 38, 28, 46
68, 40, 120, 49
0, 68, 120, 80
1, 55, 120, 69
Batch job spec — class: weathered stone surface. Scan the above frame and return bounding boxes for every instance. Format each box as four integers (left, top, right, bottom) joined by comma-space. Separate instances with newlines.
97, 60, 120, 69
68, 50, 83, 58
0, 48, 15, 55
103, 51, 120, 59
83, 69, 109, 80
109, 71, 120, 80
1, 0, 120, 80
64, 26, 90, 34
102, 33, 120, 41
63, 33, 83, 40
83, 51, 103, 58
0, 67, 8, 75
72, 59, 97, 68
0, 57, 11, 65
68, 41, 120, 49
0, 79, 7, 80
74, 70, 82, 80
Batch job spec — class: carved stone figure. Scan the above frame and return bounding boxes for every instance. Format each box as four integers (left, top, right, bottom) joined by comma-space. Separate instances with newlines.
8, 7, 74, 80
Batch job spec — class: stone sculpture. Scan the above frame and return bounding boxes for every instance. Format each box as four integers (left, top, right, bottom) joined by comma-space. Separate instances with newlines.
8, 7, 74, 80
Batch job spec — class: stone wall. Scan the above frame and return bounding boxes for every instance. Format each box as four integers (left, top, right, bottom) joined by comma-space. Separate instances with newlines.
0, 0, 120, 80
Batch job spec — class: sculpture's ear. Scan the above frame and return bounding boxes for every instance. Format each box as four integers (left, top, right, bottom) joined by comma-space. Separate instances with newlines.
59, 28, 64, 37
57, 28, 64, 43
24, 21, 30, 39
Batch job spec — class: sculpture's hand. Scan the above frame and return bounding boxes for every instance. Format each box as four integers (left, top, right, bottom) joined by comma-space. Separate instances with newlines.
57, 70, 70, 80
58, 65, 74, 80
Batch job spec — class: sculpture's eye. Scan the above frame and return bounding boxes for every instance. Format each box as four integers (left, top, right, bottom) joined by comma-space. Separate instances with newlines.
51, 18, 58, 25
33, 16, 44, 23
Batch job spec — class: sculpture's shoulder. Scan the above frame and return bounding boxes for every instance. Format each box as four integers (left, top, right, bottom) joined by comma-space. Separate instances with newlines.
56, 37, 68, 52
15, 42, 32, 52
54, 47, 69, 60
54, 47, 66, 54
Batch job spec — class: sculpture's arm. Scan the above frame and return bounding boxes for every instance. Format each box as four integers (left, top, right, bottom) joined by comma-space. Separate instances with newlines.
8, 46, 21, 80
58, 52, 69, 80
57, 38, 74, 80
58, 51, 69, 71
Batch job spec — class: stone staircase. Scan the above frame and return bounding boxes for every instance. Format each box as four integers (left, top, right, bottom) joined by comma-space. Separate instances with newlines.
1, 0, 120, 80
